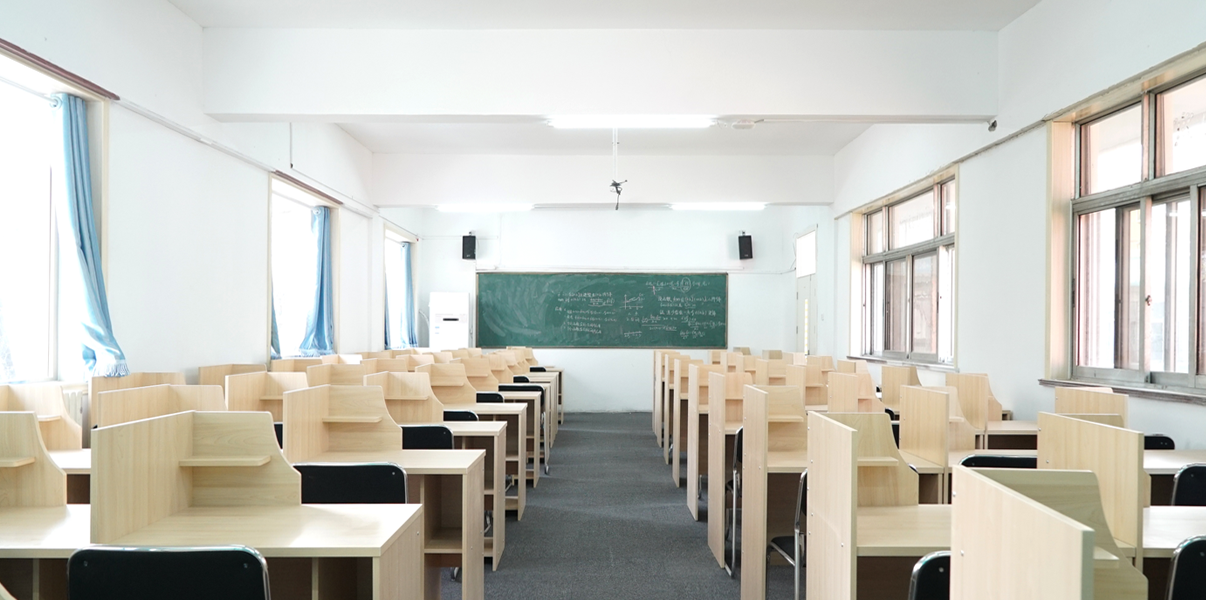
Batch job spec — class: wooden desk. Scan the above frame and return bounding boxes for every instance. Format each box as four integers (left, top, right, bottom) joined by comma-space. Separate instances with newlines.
525, 372, 560, 442
705, 370, 751, 567
686, 363, 725, 520
109, 504, 424, 600
0, 505, 90, 600
444, 421, 507, 569
980, 419, 1038, 449
1145, 449, 1206, 505
47, 449, 90, 504
498, 390, 544, 486
671, 358, 704, 487
473, 403, 528, 519
856, 505, 951, 556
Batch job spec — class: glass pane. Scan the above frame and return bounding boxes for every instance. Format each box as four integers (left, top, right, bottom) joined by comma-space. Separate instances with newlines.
1160, 75, 1206, 176
938, 245, 955, 363
889, 191, 936, 250
1201, 189, 1206, 374
271, 190, 320, 357
1082, 105, 1143, 195
1120, 206, 1142, 371
0, 81, 53, 382
1076, 209, 1117, 368
941, 181, 957, 236
866, 210, 884, 255
886, 259, 909, 352
1148, 199, 1191, 373
384, 238, 406, 349
865, 263, 885, 355
796, 231, 816, 277
912, 253, 937, 355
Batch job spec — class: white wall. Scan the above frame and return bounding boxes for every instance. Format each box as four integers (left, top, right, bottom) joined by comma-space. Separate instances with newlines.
105, 105, 270, 381
381, 205, 833, 411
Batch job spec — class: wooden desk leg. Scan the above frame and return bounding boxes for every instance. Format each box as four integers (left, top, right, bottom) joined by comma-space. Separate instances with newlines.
708, 433, 735, 567
374, 520, 423, 600
461, 464, 485, 600
672, 396, 687, 486
664, 389, 675, 464
687, 413, 707, 521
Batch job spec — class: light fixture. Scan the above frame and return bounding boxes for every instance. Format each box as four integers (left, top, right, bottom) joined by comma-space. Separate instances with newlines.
670, 202, 766, 211
547, 115, 716, 129
437, 203, 534, 213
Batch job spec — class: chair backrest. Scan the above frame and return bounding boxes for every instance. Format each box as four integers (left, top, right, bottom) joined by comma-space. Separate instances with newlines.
1173, 465, 1206, 506
294, 463, 408, 503
959, 454, 1037, 469
1168, 536, 1206, 600
401, 425, 454, 450
908, 551, 951, 600
513, 375, 530, 383
1146, 434, 1176, 450
444, 410, 479, 422
68, 546, 270, 600
529, 366, 547, 372
476, 392, 504, 403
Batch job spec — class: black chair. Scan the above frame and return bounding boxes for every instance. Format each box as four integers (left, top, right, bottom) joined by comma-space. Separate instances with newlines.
402, 425, 454, 450
499, 383, 550, 474
1167, 536, 1206, 600
294, 463, 408, 504
725, 427, 744, 577
908, 550, 951, 600
1147, 434, 1177, 450
529, 367, 547, 373
959, 454, 1037, 469
768, 470, 807, 600
1172, 464, 1206, 506
443, 410, 479, 422
885, 407, 898, 421
273, 422, 283, 448
476, 392, 504, 403
68, 545, 270, 600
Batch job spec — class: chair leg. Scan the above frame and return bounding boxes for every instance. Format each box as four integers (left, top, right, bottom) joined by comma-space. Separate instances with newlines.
793, 534, 801, 600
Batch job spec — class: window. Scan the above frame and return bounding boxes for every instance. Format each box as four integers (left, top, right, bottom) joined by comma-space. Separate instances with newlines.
862, 178, 956, 364
1072, 71, 1206, 389
384, 229, 415, 349
270, 180, 325, 358
795, 231, 817, 278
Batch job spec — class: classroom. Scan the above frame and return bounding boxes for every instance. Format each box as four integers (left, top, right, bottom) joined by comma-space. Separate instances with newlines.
1, 0, 1206, 599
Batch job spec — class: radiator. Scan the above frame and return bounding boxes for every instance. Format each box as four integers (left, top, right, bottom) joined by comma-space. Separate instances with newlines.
61, 383, 91, 447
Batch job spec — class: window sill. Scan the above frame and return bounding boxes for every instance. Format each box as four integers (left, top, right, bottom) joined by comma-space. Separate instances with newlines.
1039, 378, 1206, 408
848, 355, 959, 373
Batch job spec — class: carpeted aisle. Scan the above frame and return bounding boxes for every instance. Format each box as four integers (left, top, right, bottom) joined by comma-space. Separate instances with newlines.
442, 412, 797, 599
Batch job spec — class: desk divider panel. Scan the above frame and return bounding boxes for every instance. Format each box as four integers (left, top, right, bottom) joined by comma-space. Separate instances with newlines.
495, 351, 527, 376
945, 373, 1003, 431
225, 371, 308, 420
881, 366, 921, 412
487, 354, 514, 385
270, 358, 323, 372
706, 370, 752, 566
835, 359, 869, 374
196, 364, 265, 390
506, 347, 536, 366
1062, 414, 1126, 427
901, 386, 976, 467
707, 350, 724, 364
0, 412, 66, 506
753, 359, 788, 386
805, 355, 836, 372
686, 363, 726, 519
720, 352, 744, 373
457, 358, 500, 392
428, 352, 454, 364
786, 363, 828, 406
358, 351, 394, 360
89, 372, 185, 400
306, 364, 368, 386
361, 358, 415, 375
733, 347, 751, 355
955, 467, 1147, 599
93, 384, 226, 427
1055, 388, 1128, 428
416, 364, 477, 406
760, 350, 783, 359
825, 412, 919, 507
827, 372, 864, 413
0, 383, 82, 450
282, 385, 402, 462
951, 467, 1095, 600
806, 412, 858, 600
653, 350, 667, 441
392, 348, 419, 356
1037, 412, 1148, 565
91, 411, 300, 543
320, 354, 363, 365
671, 358, 704, 483
364, 372, 444, 424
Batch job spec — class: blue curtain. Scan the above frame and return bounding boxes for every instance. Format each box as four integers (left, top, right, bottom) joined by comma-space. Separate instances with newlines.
383, 282, 392, 350
55, 93, 129, 377
270, 298, 281, 360
402, 241, 418, 347
299, 206, 334, 356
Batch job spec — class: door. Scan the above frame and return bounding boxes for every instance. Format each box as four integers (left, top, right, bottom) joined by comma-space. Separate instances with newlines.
797, 274, 816, 354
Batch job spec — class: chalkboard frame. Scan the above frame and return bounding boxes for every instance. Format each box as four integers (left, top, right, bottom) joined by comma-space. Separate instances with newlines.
474, 271, 729, 349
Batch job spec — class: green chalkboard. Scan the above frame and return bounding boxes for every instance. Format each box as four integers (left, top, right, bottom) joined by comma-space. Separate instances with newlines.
476, 272, 727, 349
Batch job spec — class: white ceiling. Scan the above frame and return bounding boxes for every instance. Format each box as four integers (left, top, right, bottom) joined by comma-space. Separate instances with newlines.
339, 119, 872, 155
169, 0, 1039, 30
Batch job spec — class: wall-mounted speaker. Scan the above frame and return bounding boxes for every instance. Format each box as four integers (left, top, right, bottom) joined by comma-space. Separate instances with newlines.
462, 235, 477, 260
738, 234, 753, 260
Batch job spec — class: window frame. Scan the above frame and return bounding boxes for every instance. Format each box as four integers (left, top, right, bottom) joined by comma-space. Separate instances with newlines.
268, 177, 341, 358
1070, 69, 1206, 393
383, 224, 418, 350
860, 175, 957, 366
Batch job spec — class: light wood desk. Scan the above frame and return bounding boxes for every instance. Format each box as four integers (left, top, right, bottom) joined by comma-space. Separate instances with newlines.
0, 505, 90, 599
444, 421, 507, 569
0, 383, 83, 451
706, 370, 751, 567
282, 384, 484, 600
661, 352, 684, 463
497, 390, 544, 486
982, 419, 1038, 449
473, 403, 528, 519
525, 372, 561, 443
685, 363, 725, 520
671, 357, 704, 487
46, 449, 90, 504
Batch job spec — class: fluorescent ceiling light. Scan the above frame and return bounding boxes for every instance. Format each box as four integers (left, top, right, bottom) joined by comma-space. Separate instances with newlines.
670, 202, 766, 211
547, 115, 716, 129
437, 203, 534, 213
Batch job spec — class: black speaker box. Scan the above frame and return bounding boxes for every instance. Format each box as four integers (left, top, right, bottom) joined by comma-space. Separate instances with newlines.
462, 235, 476, 260
738, 234, 753, 260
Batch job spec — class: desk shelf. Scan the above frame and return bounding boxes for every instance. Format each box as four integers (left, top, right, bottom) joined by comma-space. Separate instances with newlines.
322, 415, 383, 424
179, 455, 271, 468
768, 414, 805, 423
0, 457, 35, 468
36, 415, 61, 423
425, 529, 464, 553
857, 457, 900, 467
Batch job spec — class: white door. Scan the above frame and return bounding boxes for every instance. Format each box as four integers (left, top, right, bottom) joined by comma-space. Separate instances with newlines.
797, 275, 815, 354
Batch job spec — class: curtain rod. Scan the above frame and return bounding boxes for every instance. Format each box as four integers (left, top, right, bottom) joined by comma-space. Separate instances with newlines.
0, 37, 119, 100
0, 74, 58, 104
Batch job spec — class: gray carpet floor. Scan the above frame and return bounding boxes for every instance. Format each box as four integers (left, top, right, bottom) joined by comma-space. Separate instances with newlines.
441, 411, 797, 599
